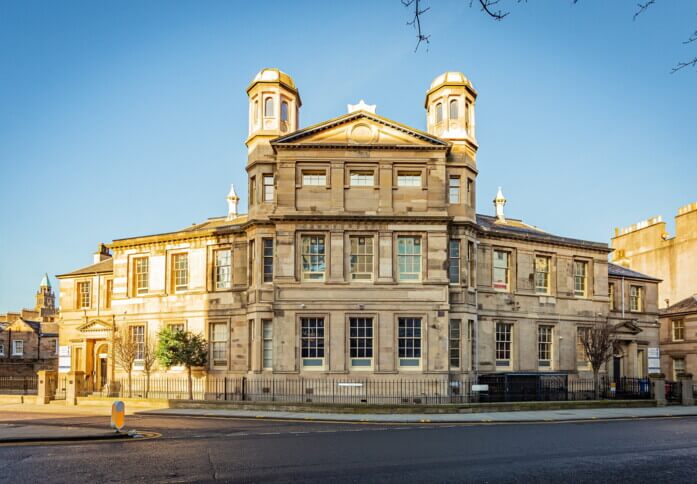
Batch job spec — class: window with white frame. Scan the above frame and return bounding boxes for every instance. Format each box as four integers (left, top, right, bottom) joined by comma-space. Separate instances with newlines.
397, 236, 422, 282
534, 255, 551, 294
609, 283, 615, 311
448, 176, 460, 204
538, 325, 553, 368
0, 343, 4, 356
172, 253, 189, 291
573, 260, 588, 297
349, 317, 373, 368
674, 357, 686, 380
449, 319, 461, 369
262, 319, 273, 370
397, 171, 422, 187
134, 257, 149, 295
166, 321, 185, 334
301, 317, 325, 367
214, 249, 231, 290
130, 325, 145, 361
495, 322, 512, 367
302, 170, 326, 186
630, 285, 643, 312
449, 239, 460, 284
398, 317, 421, 367
349, 171, 374, 187
349, 236, 373, 281
492, 250, 510, 291
263, 238, 274, 283
12, 340, 23, 356
77, 281, 91, 309
263, 175, 274, 202
576, 327, 590, 369
210, 322, 228, 367
301, 235, 326, 281
672, 319, 685, 342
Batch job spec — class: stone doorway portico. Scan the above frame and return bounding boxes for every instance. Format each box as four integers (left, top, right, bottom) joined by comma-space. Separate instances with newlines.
74, 319, 114, 390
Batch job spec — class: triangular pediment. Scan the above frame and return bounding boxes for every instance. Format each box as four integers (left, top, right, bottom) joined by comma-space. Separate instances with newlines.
272, 111, 449, 149
614, 320, 642, 335
77, 319, 114, 334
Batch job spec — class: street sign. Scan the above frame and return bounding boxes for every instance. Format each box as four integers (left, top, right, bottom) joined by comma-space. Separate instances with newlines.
58, 346, 71, 374
337, 382, 362, 387
648, 347, 660, 359
111, 401, 125, 432
472, 384, 489, 392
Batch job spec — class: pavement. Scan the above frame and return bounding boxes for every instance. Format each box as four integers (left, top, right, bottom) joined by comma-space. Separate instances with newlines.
142, 404, 697, 423
0, 423, 131, 444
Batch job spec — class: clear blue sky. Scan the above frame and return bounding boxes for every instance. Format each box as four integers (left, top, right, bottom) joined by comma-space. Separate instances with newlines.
1, 0, 695, 312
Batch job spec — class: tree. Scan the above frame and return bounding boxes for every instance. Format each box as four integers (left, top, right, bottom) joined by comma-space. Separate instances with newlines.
579, 320, 618, 400
113, 331, 138, 398
155, 327, 208, 400
142, 339, 158, 399
401, 0, 697, 73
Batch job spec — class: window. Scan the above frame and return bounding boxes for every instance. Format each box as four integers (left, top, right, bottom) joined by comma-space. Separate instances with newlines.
538, 325, 553, 367
467, 178, 474, 206
449, 239, 460, 284
448, 176, 460, 204
0, 344, 4, 356
449, 99, 458, 119
577, 327, 590, 369
465, 100, 471, 132
248, 240, 255, 286
397, 236, 422, 282
210, 322, 228, 367
254, 100, 259, 124
12, 340, 23, 356
49, 338, 58, 355
77, 281, 91, 309
214, 249, 231, 290
349, 317, 373, 368
609, 283, 615, 311
301, 235, 326, 281
350, 236, 373, 281
130, 325, 145, 361
134, 257, 148, 295
672, 320, 685, 342
492, 250, 510, 291
349, 171, 374, 187
262, 320, 273, 369
301, 317, 325, 367
397, 171, 421, 187
573, 260, 588, 297
435, 102, 443, 123
630, 285, 643, 312
468, 241, 476, 287
534, 256, 551, 294
249, 176, 256, 206
172, 253, 189, 291
280, 101, 289, 121
468, 319, 476, 371
263, 175, 274, 202
263, 238, 274, 283
264, 97, 274, 116
105, 279, 113, 309
495, 322, 512, 367
398, 317, 421, 367
302, 170, 326, 186
449, 319, 461, 369
166, 321, 185, 333
673, 358, 686, 380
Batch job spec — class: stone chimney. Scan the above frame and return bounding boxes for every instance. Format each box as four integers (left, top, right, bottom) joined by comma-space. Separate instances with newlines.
227, 184, 240, 220
494, 187, 506, 222
93, 243, 111, 264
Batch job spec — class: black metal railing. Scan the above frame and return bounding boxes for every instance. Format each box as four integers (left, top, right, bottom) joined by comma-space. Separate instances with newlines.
0, 376, 38, 395
665, 380, 682, 404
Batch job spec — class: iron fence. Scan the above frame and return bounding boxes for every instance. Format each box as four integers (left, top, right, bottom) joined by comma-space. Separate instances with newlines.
665, 380, 682, 404
0, 376, 37, 395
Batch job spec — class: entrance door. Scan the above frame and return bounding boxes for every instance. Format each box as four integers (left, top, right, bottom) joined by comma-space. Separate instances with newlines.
99, 357, 107, 388
613, 356, 622, 382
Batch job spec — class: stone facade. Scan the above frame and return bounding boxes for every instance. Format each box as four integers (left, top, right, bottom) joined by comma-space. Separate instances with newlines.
659, 295, 697, 379
56, 69, 659, 388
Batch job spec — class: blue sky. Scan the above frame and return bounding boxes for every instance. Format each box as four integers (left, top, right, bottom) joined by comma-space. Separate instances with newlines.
1, 0, 696, 312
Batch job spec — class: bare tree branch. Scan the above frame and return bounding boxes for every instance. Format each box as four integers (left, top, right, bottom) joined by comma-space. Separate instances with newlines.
402, 0, 431, 52
633, 0, 657, 21
671, 57, 697, 73
473, 0, 510, 21
684, 30, 697, 44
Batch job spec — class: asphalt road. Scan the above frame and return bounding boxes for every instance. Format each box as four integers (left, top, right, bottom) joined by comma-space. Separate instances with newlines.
2, 412, 697, 483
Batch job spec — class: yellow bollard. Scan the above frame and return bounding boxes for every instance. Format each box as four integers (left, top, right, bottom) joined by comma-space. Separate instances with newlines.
111, 400, 125, 432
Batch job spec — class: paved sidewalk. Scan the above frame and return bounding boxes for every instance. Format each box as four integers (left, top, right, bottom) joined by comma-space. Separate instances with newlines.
142, 405, 697, 423
0, 423, 130, 444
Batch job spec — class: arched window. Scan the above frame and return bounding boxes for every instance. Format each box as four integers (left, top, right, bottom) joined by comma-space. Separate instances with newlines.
449, 99, 458, 119
264, 97, 274, 117
435, 103, 443, 123
254, 100, 259, 124
281, 101, 289, 122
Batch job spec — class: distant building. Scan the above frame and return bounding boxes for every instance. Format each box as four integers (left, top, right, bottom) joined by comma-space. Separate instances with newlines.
0, 274, 59, 376
659, 295, 697, 380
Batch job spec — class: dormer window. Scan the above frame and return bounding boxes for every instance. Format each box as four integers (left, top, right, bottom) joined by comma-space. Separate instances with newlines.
449, 99, 458, 119
264, 97, 274, 117
435, 103, 443, 123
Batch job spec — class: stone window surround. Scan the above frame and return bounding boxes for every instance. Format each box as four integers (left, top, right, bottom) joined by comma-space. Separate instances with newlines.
393, 165, 428, 190
297, 312, 330, 371
208, 319, 229, 370
345, 313, 378, 371
297, 163, 330, 188
537, 323, 556, 370
12, 339, 24, 356
448, 238, 461, 286
297, 232, 328, 282
168, 250, 190, 294
126, 321, 147, 365
207, 244, 233, 292
494, 320, 514, 370
534, 252, 554, 296
394, 233, 426, 283
629, 284, 644, 313
344, 163, 378, 189
76, 279, 92, 310
572, 258, 593, 299
345, 231, 377, 282
492, 247, 514, 293
395, 313, 427, 371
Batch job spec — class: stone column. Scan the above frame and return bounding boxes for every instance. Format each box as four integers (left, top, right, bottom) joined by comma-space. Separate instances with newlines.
628, 341, 638, 378
36, 370, 57, 405
651, 377, 666, 406
681, 375, 694, 406
65, 371, 85, 406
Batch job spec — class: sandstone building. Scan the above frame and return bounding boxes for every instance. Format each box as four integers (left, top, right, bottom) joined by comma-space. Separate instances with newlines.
57, 69, 660, 389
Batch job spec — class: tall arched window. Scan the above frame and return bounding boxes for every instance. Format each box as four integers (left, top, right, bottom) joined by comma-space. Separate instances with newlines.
449, 99, 458, 120
435, 103, 443, 123
264, 97, 274, 117
281, 101, 289, 122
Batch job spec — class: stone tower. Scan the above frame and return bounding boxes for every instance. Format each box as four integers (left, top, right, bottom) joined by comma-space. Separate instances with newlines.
35, 273, 57, 322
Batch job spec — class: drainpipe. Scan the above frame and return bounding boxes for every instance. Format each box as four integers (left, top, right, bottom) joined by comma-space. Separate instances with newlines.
474, 240, 480, 380
621, 277, 625, 319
